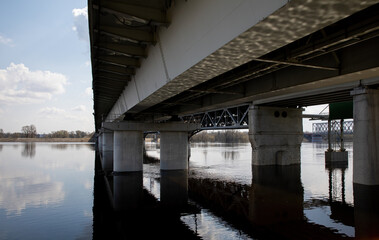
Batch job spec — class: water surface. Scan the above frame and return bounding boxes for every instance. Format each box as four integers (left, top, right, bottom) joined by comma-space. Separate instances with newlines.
1, 142, 378, 239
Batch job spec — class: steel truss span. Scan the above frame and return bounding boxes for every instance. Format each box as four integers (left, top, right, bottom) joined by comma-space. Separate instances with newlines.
180, 104, 249, 130
313, 121, 354, 135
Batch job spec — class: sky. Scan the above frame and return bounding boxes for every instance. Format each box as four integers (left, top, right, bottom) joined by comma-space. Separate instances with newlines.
0, 1, 92, 134
0, 1, 327, 134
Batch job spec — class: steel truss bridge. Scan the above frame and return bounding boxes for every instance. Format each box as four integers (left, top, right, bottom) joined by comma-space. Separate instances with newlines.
180, 104, 249, 130
313, 121, 354, 135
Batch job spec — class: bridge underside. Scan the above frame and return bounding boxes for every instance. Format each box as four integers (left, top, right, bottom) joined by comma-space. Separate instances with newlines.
90, 1, 379, 127
149, 4, 379, 119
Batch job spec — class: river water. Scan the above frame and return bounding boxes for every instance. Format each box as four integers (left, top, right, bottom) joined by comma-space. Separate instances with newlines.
0, 142, 377, 239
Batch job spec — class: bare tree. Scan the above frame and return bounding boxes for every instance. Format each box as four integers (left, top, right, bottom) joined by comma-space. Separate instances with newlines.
21, 125, 37, 138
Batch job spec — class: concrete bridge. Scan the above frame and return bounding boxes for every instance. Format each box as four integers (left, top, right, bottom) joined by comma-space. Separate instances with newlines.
89, 0, 379, 188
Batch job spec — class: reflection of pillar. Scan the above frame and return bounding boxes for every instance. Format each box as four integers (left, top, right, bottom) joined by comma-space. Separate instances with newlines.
353, 184, 379, 239
114, 130, 143, 172
160, 170, 188, 209
351, 87, 379, 185
249, 106, 303, 165
160, 131, 188, 170
113, 172, 143, 211
326, 166, 347, 203
249, 165, 303, 225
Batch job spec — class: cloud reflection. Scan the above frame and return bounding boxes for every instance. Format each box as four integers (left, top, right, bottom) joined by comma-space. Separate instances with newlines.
0, 175, 64, 215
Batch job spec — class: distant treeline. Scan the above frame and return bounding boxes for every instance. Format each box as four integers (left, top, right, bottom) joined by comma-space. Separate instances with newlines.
190, 130, 249, 143
0, 125, 94, 139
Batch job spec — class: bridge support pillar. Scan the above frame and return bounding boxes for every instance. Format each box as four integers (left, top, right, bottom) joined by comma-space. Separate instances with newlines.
113, 130, 143, 172
351, 87, 379, 186
97, 134, 102, 152
101, 130, 114, 152
249, 106, 303, 165
160, 131, 189, 170
100, 130, 113, 172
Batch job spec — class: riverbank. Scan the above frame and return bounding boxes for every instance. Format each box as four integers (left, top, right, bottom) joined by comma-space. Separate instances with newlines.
0, 138, 92, 142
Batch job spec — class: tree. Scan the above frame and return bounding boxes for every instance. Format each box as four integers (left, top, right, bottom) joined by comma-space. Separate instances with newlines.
0, 129, 3, 138
21, 125, 37, 138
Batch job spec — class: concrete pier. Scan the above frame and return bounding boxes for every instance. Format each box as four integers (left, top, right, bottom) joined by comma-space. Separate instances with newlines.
101, 130, 114, 152
97, 134, 102, 152
101, 150, 113, 173
351, 87, 379, 186
113, 130, 143, 172
249, 106, 303, 165
103, 121, 199, 171
160, 131, 189, 170
100, 130, 114, 173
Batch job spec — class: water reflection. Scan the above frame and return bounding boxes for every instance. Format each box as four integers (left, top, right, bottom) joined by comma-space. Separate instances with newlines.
91, 142, 379, 239
161, 170, 188, 210
0, 174, 64, 215
354, 184, 379, 239
93, 154, 201, 239
113, 172, 143, 211
0, 143, 94, 239
21, 142, 36, 158
250, 165, 303, 226
222, 150, 239, 160
50, 144, 68, 150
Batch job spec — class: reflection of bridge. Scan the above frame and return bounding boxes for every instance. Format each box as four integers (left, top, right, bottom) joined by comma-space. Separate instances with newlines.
187, 165, 359, 239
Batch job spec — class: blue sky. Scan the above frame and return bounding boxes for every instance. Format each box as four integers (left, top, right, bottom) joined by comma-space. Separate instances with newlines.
0, 1, 93, 133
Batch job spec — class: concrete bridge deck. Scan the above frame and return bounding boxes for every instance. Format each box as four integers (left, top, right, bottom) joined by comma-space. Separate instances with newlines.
89, 0, 379, 125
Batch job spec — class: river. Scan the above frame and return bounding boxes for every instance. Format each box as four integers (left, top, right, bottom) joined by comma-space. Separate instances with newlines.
0, 142, 377, 239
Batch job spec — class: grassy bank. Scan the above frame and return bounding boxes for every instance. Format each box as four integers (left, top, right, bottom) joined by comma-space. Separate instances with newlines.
0, 138, 92, 142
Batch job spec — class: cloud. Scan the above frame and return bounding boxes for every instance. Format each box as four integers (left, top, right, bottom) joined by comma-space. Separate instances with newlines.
71, 105, 86, 112
0, 63, 67, 104
39, 107, 66, 116
39, 106, 90, 122
0, 34, 13, 46
72, 7, 89, 42
85, 87, 92, 96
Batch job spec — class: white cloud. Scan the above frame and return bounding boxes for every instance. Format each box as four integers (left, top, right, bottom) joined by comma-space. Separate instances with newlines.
72, 7, 88, 17
0, 34, 13, 46
0, 63, 67, 104
39, 107, 66, 116
85, 87, 92, 96
71, 105, 86, 112
39, 106, 90, 123
72, 7, 89, 42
